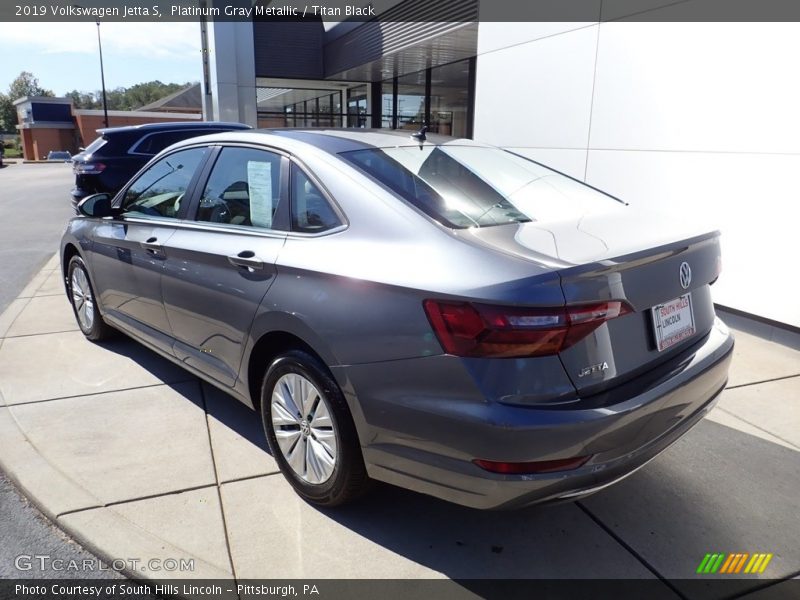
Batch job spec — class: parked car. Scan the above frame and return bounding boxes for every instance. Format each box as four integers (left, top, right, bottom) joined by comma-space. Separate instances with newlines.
46, 150, 72, 162
60, 129, 734, 510
70, 121, 251, 208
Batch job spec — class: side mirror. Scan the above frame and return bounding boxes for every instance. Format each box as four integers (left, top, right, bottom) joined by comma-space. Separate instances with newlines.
77, 193, 115, 218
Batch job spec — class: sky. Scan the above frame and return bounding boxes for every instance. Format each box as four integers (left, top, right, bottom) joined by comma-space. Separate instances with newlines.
0, 22, 203, 96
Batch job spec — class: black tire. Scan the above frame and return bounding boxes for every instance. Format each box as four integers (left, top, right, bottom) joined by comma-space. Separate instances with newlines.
260, 349, 370, 506
66, 255, 116, 342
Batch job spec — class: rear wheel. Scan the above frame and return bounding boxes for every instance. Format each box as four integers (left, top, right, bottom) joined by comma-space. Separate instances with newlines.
260, 350, 369, 506
67, 255, 115, 341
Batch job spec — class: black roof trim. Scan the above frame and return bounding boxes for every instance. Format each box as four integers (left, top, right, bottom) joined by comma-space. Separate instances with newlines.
98, 121, 251, 136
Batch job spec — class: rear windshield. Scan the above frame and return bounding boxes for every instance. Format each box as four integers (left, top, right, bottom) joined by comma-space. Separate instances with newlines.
82, 136, 107, 155
341, 145, 622, 228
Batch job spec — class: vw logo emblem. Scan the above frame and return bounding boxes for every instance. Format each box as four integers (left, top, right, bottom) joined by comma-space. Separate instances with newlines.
679, 262, 692, 290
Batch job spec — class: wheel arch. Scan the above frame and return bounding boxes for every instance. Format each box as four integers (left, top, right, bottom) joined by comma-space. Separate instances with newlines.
246, 330, 327, 412
61, 242, 82, 281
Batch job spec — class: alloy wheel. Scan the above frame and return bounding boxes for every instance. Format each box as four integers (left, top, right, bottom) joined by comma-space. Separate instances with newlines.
270, 373, 338, 484
71, 267, 95, 330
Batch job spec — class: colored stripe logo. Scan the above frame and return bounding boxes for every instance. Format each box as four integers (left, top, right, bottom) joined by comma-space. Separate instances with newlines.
696, 553, 773, 574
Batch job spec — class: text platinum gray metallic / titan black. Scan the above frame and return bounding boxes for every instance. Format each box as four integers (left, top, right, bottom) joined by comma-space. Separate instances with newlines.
60, 129, 734, 509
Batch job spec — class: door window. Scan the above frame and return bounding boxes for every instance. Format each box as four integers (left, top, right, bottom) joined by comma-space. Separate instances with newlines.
196, 147, 283, 230
121, 147, 208, 218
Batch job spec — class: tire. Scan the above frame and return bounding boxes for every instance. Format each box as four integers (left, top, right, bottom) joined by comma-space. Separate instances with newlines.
260, 349, 370, 506
67, 255, 115, 341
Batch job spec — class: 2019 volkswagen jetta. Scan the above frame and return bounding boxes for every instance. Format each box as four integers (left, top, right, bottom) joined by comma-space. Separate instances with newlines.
60, 129, 733, 509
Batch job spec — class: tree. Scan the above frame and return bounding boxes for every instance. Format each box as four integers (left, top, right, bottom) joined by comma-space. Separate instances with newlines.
0, 93, 15, 133
66, 80, 195, 112
0, 74, 199, 132
8, 71, 53, 102
65, 89, 100, 110
0, 71, 54, 132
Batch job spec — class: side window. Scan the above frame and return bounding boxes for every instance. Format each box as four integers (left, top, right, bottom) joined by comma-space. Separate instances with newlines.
196, 147, 282, 230
121, 147, 207, 218
133, 130, 226, 155
291, 165, 342, 233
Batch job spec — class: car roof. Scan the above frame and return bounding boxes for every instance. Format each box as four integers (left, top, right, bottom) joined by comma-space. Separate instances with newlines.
97, 121, 251, 136
168, 128, 489, 156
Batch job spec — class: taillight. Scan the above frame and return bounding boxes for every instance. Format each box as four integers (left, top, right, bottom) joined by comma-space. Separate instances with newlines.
74, 162, 106, 175
423, 299, 632, 358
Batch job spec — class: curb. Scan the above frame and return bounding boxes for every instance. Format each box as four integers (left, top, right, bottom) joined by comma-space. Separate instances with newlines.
0, 258, 229, 587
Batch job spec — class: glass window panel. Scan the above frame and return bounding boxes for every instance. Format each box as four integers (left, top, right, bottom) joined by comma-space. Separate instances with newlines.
122, 147, 207, 218
291, 166, 342, 233
430, 59, 471, 138
397, 70, 426, 131
381, 79, 394, 129
196, 147, 282, 230
342, 146, 622, 229
347, 85, 369, 128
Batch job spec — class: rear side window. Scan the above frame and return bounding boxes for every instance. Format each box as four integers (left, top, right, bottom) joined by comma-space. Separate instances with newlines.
132, 129, 226, 156
196, 147, 283, 230
121, 147, 207, 218
290, 166, 342, 233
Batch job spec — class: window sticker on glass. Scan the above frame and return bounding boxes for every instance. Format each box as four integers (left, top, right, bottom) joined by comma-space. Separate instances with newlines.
247, 160, 273, 228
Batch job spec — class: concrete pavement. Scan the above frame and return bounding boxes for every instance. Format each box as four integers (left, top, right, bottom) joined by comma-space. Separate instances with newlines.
0, 257, 798, 597
0, 161, 120, 582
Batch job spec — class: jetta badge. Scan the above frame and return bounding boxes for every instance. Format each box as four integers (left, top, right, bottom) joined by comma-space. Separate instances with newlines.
578, 362, 609, 378
679, 262, 692, 290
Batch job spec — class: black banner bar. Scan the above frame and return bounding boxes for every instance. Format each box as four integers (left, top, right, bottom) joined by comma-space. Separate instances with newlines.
1, 579, 798, 600
4, 0, 800, 23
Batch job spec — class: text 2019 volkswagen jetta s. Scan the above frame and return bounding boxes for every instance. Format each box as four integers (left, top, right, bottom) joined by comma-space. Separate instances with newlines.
60, 129, 733, 509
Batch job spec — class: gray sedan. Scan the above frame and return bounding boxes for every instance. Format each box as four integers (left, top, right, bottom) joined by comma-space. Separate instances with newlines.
60, 129, 733, 509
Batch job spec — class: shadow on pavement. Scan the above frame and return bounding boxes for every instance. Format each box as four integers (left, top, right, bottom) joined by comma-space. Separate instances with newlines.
207, 389, 797, 599
81, 334, 798, 599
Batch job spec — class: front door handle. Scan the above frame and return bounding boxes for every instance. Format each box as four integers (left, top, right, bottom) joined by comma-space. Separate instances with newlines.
227, 250, 264, 270
140, 237, 163, 255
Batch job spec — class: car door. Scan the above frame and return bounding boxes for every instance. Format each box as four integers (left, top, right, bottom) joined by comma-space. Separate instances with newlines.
89, 146, 210, 352
160, 145, 289, 386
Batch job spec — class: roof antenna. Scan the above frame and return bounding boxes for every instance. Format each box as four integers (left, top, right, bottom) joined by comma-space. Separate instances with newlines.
411, 125, 428, 143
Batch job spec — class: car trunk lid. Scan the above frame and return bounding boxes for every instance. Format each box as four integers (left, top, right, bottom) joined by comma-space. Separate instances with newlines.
462, 207, 722, 394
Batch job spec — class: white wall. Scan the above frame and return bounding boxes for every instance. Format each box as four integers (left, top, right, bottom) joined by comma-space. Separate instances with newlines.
474, 20, 800, 328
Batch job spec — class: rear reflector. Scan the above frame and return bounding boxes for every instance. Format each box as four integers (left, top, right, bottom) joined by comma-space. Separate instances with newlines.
473, 456, 591, 474
423, 299, 632, 358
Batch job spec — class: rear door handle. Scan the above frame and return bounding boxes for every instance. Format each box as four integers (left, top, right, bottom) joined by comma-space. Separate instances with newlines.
227, 250, 264, 270
140, 237, 163, 255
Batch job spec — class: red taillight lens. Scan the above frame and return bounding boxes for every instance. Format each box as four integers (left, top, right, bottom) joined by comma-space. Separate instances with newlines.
74, 162, 106, 175
423, 299, 632, 358
473, 456, 591, 474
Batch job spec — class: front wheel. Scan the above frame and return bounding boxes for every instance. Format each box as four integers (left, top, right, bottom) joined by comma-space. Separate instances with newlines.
260, 350, 369, 506
67, 255, 115, 341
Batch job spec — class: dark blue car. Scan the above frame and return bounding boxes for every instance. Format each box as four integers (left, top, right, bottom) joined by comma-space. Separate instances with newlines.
70, 121, 251, 208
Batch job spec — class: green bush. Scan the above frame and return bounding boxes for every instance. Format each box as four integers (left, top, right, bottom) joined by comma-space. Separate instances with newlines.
2, 139, 22, 158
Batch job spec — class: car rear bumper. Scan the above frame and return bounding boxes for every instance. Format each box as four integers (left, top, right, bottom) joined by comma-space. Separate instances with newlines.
336, 318, 734, 509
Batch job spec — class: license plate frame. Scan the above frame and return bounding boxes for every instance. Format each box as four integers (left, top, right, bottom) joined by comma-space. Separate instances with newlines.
651, 293, 696, 352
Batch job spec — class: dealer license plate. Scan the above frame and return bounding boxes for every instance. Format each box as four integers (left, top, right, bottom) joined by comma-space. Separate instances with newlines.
651, 293, 696, 352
